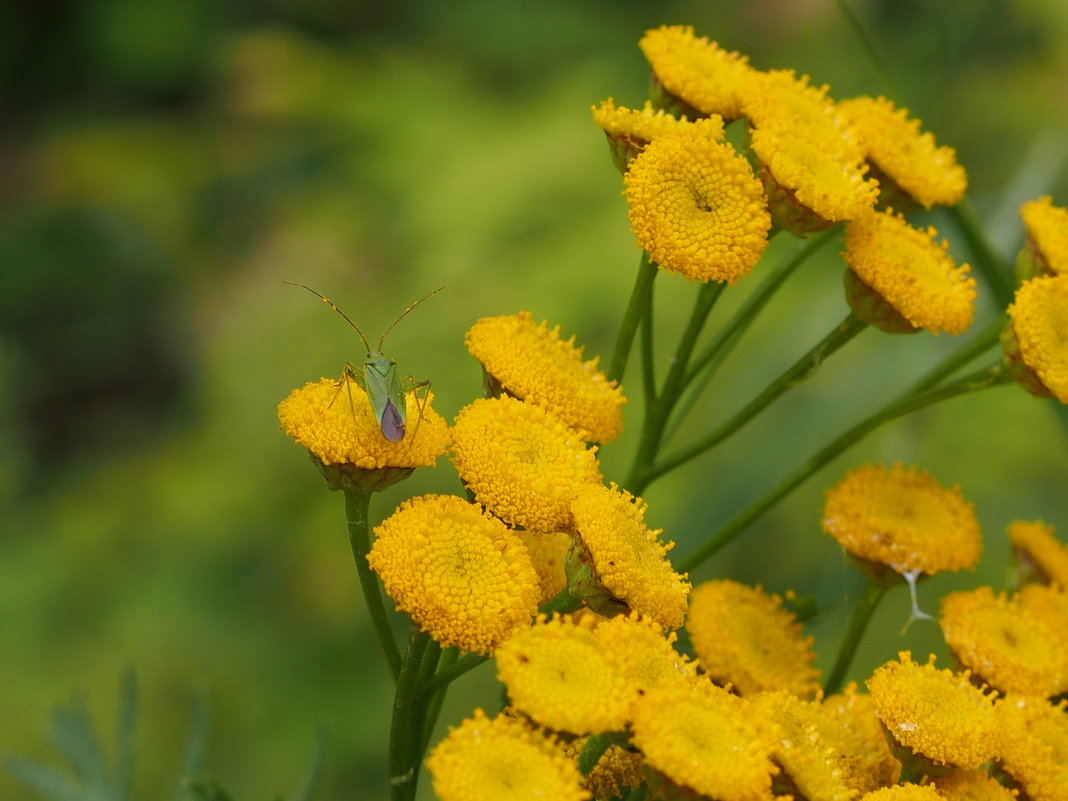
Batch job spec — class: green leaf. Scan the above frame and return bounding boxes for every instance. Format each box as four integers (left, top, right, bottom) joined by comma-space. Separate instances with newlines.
5, 756, 81, 801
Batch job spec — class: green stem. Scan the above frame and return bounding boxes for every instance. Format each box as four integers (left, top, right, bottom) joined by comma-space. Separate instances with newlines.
634, 312, 867, 493
678, 362, 1012, 572
345, 490, 401, 681
945, 201, 1014, 309
608, 252, 657, 384
908, 313, 1005, 395
420, 647, 459, 754
822, 579, 887, 696
389, 627, 431, 801
639, 279, 658, 406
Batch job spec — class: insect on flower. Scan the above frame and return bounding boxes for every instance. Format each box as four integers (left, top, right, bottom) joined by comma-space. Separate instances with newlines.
285, 281, 444, 443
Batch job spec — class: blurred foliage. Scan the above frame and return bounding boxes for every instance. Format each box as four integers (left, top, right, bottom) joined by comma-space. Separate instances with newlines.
2, 1, 1067, 800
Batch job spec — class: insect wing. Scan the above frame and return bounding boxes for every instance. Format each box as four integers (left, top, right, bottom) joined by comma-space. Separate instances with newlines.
379, 400, 406, 443
364, 355, 407, 442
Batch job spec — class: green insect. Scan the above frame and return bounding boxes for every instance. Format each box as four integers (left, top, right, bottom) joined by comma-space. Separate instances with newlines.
286, 281, 445, 443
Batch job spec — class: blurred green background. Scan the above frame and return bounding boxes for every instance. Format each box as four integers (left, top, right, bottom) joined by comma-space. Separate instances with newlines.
3, 1, 1067, 799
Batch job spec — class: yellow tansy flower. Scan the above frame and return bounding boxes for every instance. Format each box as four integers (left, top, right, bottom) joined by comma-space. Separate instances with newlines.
277, 378, 450, 490
819, 684, 901, 793
465, 312, 626, 443
570, 483, 690, 630
844, 210, 976, 335
995, 694, 1068, 801
515, 529, 571, 605
566, 738, 645, 801
623, 128, 771, 284
1003, 275, 1068, 403
861, 786, 945, 801
744, 69, 852, 142
451, 396, 602, 532
1017, 584, 1068, 672
427, 709, 590, 801
940, 585, 1068, 698
591, 98, 724, 170
931, 767, 1019, 801
867, 652, 998, 770
839, 95, 967, 210
1021, 196, 1068, 277
1009, 520, 1068, 586
638, 25, 754, 120
593, 612, 694, 694
630, 677, 779, 801
821, 463, 982, 575
495, 615, 636, 734
686, 579, 820, 698
367, 494, 539, 655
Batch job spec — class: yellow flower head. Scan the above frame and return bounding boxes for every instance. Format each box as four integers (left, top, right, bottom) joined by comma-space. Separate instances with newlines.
465, 312, 626, 443
844, 210, 976, 334
995, 695, 1068, 801
367, 494, 540, 655
593, 612, 694, 694
591, 98, 725, 170
1009, 520, 1068, 586
1018, 584, 1068, 671
427, 709, 590, 801
1021, 196, 1068, 277
838, 95, 967, 210
819, 684, 902, 793
494, 614, 636, 734
686, 580, 820, 698
866, 652, 998, 770
630, 677, 779, 801
931, 767, 1020, 801
624, 129, 771, 284
566, 737, 645, 801
751, 691, 855, 801
861, 786, 945, 801
638, 25, 754, 120
1003, 275, 1068, 404
821, 463, 982, 575
570, 483, 690, 630
939, 585, 1068, 698
451, 396, 602, 532
277, 378, 450, 490
515, 529, 571, 605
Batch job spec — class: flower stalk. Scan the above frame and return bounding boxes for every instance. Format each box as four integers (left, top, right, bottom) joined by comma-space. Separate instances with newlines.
822, 578, 888, 695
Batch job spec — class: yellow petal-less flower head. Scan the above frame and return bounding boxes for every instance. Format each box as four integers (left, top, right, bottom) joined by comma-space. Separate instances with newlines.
569, 483, 690, 630
838, 95, 967, 211
939, 585, 1068, 698
1019, 196, 1068, 280
931, 767, 1020, 801
624, 129, 771, 284
515, 529, 571, 605
995, 694, 1068, 801
277, 378, 450, 492
818, 683, 902, 793
844, 210, 977, 335
686, 579, 820, 698
630, 677, 780, 801
866, 652, 999, 771
451, 396, 602, 532
1002, 275, 1068, 404
591, 98, 725, 172
1017, 584, 1068, 677
565, 737, 645, 801
592, 612, 695, 696
465, 312, 626, 444
860, 786, 946, 801
751, 691, 855, 801
495, 614, 636, 734
1008, 519, 1068, 587
427, 709, 590, 801
638, 25, 754, 121
367, 494, 539, 656
821, 463, 982, 576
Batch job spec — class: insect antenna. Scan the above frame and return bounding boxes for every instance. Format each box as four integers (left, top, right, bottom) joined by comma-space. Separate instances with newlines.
377, 286, 446, 350
284, 280, 373, 353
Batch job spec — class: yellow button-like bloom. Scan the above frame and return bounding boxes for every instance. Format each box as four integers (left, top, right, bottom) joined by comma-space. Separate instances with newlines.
427, 709, 590, 801
744, 69, 857, 151
593, 612, 694, 694
860, 786, 945, 801
940, 585, 1068, 698
818, 684, 901, 793
367, 494, 539, 655
1004, 275, 1068, 403
821, 463, 982, 575
465, 312, 626, 443
638, 25, 754, 120
451, 396, 602, 532
838, 95, 967, 210
591, 98, 724, 170
1021, 196, 1068, 276
1009, 520, 1068, 586
495, 615, 636, 734
624, 129, 771, 284
1018, 584, 1068, 673
515, 529, 570, 605
686, 580, 820, 698
571, 484, 690, 630
630, 677, 779, 801
931, 767, 1019, 801
277, 378, 450, 489
996, 694, 1068, 801
844, 210, 976, 335
866, 652, 998, 770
